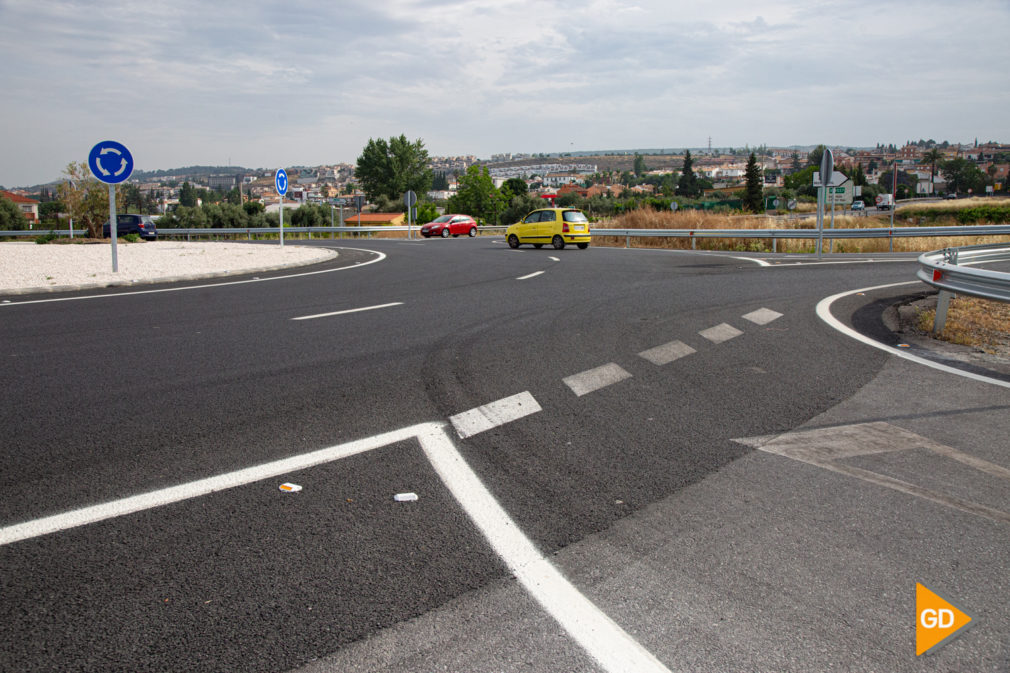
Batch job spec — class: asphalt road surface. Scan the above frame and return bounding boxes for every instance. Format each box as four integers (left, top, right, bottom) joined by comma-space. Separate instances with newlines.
2, 238, 1008, 672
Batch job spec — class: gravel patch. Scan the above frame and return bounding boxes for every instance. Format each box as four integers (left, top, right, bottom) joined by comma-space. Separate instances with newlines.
0, 241, 336, 294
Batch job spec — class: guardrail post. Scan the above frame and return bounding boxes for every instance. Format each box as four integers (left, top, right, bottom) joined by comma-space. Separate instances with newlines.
933, 290, 953, 334
690, 232, 696, 250
773, 238, 777, 254
626, 234, 630, 248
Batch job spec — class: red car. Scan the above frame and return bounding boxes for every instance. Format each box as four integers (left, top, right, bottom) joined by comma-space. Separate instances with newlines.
420, 214, 478, 238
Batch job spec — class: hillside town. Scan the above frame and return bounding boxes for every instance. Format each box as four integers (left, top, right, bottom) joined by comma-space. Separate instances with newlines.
3, 140, 1009, 227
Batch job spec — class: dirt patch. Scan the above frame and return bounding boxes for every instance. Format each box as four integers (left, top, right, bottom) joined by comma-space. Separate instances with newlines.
887, 293, 1010, 377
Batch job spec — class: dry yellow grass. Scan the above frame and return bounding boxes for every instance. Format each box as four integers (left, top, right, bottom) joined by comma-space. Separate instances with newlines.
897, 197, 1010, 213
915, 296, 1010, 354
591, 208, 1010, 254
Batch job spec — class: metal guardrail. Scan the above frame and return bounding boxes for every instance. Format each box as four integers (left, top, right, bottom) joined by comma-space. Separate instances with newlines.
3, 224, 1007, 253
592, 225, 1010, 252
916, 243, 1010, 333
0, 226, 509, 240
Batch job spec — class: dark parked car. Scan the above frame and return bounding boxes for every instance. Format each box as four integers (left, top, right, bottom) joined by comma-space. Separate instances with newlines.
103, 214, 157, 240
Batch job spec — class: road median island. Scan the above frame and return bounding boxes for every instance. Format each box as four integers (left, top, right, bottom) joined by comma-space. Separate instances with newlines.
0, 241, 336, 294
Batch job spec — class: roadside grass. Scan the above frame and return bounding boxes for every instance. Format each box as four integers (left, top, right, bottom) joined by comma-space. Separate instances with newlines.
915, 296, 1010, 354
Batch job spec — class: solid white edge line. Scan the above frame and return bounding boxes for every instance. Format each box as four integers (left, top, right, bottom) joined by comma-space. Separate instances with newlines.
292, 302, 403, 321
1, 247, 387, 306
816, 281, 1010, 389
416, 424, 672, 673
517, 271, 545, 280
0, 423, 426, 546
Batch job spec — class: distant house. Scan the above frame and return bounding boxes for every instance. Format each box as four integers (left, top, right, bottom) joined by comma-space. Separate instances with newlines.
1, 190, 39, 224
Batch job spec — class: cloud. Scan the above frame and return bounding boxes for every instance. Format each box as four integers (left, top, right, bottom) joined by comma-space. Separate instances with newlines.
1, 0, 1008, 185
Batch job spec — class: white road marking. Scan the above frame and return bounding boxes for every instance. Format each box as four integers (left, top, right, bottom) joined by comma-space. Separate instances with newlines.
737, 422, 1010, 524
517, 271, 545, 280
449, 391, 542, 438
291, 302, 402, 321
0, 423, 426, 547
563, 363, 633, 397
816, 281, 1010, 389
0, 247, 387, 306
549, 256, 560, 262
417, 424, 673, 673
742, 308, 783, 325
638, 340, 696, 366
699, 323, 743, 344
0, 421, 672, 673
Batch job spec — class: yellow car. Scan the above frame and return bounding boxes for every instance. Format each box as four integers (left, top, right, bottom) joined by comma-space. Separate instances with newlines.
505, 208, 591, 250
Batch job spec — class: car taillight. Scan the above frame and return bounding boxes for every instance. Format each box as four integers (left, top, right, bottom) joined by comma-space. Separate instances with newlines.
562, 222, 569, 233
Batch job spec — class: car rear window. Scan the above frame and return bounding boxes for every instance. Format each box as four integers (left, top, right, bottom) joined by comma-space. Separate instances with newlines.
562, 211, 588, 223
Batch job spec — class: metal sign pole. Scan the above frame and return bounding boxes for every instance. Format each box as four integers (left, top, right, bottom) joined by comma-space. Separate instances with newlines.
816, 184, 824, 260
109, 184, 119, 272
279, 196, 284, 247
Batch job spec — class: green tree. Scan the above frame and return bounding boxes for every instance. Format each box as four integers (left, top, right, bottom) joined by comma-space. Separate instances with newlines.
941, 158, 987, 194
243, 200, 265, 216
807, 144, 827, 168
431, 171, 449, 191
784, 165, 817, 197
447, 165, 503, 224
57, 160, 120, 237
500, 177, 528, 201
921, 148, 942, 194
633, 153, 647, 177
676, 150, 701, 198
851, 163, 867, 187
502, 194, 544, 225
743, 153, 764, 213
355, 134, 433, 202
0, 194, 29, 230
416, 202, 439, 225
179, 181, 197, 207
790, 152, 802, 173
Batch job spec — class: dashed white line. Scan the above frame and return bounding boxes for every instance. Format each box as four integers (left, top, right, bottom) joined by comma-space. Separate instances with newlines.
517, 271, 545, 280
549, 256, 560, 262
449, 391, 542, 438
699, 323, 743, 344
291, 302, 403, 321
742, 308, 783, 325
638, 340, 696, 366
563, 363, 632, 397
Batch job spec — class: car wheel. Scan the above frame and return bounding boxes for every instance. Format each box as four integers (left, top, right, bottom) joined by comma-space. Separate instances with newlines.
507, 234, 520, 249
552, 235, 565, 250
441, 228, 450, 238
577, 243, 588, 249
468, 227, 476, 237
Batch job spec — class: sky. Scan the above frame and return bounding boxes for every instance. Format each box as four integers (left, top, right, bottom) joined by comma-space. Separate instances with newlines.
1, 0, 1008, 187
